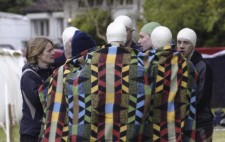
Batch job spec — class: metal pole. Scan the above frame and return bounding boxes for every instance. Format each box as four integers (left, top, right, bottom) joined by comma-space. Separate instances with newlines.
4, 83, 10, 142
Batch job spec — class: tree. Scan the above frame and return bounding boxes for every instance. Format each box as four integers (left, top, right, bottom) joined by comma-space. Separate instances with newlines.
0, 0, 35, 14
142, 0, 225, 47
72, 9, 112, 45
202, 0, 225, 46
71, 0, 112, 45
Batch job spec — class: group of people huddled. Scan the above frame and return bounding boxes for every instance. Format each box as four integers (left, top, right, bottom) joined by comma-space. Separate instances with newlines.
19, 15, 214, 142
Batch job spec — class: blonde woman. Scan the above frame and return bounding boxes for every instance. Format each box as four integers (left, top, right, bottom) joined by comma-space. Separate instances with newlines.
20, 37, 55, 142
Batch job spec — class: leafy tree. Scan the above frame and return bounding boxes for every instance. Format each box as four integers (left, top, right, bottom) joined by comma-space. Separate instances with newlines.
142, 0, 225, 47
203, 0, 225, 46
72, 8, 112, 46
0, 0, 35, 14
71, 0, 112, 46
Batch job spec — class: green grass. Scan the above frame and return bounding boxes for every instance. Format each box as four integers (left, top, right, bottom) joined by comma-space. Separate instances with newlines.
213, 127, 225, 142
0, 125, 20, 142
0, 125, 225, 142
211, 108, 225, 114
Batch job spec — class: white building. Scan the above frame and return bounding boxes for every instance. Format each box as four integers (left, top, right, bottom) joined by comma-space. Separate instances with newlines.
24, 0, 64, 45
0, 12, 30, 50
22, 0, 144, 46
64, 0, 144, 26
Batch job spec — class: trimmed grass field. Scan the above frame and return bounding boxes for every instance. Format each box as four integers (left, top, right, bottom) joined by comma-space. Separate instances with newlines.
213, 127, 225, 142
0, 125, 20, 142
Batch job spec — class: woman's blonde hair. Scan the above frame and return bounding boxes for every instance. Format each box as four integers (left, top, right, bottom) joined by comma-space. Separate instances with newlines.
26, 37, 53, 64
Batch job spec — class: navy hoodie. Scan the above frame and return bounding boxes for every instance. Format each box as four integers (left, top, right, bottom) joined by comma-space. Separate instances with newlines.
20, 64, 53, 137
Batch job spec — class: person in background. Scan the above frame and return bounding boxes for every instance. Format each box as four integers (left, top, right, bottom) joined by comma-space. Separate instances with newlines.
20, 37, 55, 142
214, 108, 225, 126
114, 15, 141, 50
138, 22, 161, 51
177, 28, 214, 142
148, 26, 197, 141
52, 26, 79, 68
38, 31, 96, 141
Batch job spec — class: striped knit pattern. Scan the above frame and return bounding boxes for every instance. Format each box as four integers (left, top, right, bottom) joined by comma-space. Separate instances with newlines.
38, 45, 196, 142
148, 46, 197, 142
38, 48, 97, 142
69, 46, 148, 141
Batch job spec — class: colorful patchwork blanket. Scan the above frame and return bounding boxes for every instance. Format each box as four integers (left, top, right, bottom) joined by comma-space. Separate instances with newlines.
38, 45, 196, 142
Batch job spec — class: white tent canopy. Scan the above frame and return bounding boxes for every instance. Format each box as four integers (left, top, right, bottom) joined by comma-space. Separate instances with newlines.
0, 48, 24, 128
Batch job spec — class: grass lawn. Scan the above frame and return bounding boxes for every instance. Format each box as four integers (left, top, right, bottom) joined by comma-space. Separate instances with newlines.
211, 108, 225, 113
0, 125, 20, 142
0, 125, 225, 142
213, 127, 225, 142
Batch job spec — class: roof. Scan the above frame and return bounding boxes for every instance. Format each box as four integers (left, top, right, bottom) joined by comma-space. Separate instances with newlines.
0, 12, 27, 20
23, 0, 63, 13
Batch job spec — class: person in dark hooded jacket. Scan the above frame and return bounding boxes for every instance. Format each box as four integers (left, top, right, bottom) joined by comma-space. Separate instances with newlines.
20, 37, 55, 142
177, 28, 214, 142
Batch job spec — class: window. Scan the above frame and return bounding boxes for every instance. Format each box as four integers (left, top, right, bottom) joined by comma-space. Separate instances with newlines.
96, 0, 103, 6
107, 0, 114, 6
78, 0, 85, 7
126, 0, 133, 4
88, 0, 94, 7
33, 19, 49, 36
118, 0, 123, 5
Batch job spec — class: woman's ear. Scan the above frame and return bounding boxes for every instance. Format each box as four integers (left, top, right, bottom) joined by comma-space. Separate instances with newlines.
37, 53, 42, 58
